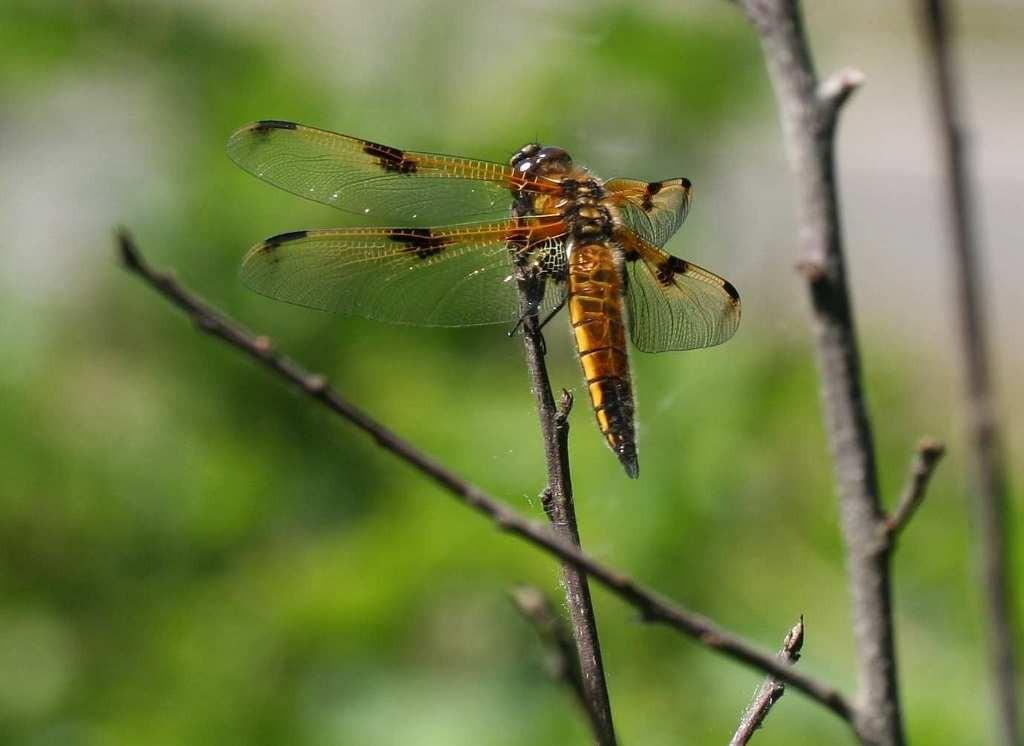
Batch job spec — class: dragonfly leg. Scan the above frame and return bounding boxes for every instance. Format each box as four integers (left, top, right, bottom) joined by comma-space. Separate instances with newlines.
507, 312, 548, 355
506, 295, 565, 343
506, 314, 528, 338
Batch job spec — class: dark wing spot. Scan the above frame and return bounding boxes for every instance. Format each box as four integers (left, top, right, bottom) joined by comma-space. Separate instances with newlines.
641, 181, 663, 212
622, 248, 641, 262
363, 141, 418, 173
670, 256, 690, 273
722, 280, 740, 303
263, 229, 309, 248
252, 120, 298, 133
679, 177, 692, 189
388, 228, 451, 259
657, 256, 689, 287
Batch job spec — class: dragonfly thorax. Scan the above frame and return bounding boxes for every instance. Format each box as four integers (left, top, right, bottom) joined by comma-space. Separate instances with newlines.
564, 185, 613, 240
509, 144, 608, 237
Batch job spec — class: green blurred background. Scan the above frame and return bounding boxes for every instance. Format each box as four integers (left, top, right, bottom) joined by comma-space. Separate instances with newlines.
1, 1, 1021, 744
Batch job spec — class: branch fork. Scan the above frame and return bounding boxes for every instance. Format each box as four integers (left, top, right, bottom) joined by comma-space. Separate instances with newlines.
883, 439, 945, 546
817, 67, 865, 126
730, 2, 934, 744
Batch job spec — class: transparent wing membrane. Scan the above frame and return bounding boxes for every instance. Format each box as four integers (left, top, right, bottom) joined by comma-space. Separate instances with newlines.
227, 120, 557, 226
240, 219, 568, 327
618, 230, 741, 353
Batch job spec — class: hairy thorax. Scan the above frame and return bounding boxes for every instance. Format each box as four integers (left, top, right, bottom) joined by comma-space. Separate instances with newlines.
508, 143, 620, 246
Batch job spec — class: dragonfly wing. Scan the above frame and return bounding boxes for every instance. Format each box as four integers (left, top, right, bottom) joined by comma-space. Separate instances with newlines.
606, 177, 692, 248
617, 229, 740, 353
228, 121, 556, 226
241, 218, 569, 327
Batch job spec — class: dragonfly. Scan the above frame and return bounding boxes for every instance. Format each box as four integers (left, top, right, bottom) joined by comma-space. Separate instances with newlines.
227, 120, 741, 478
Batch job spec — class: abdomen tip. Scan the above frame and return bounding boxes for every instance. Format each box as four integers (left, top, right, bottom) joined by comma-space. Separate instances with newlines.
620, 453, 639, 479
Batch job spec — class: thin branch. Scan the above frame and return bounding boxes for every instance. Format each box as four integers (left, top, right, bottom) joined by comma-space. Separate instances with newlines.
731, 2, 901, 744
516, 275, 616, 746
510, 585, 592, 729
729, 617, 805, 746
818, 68, 866, 125
915, 2, 1020, 744
883, 439, 945, 544
116, 230, 853, 723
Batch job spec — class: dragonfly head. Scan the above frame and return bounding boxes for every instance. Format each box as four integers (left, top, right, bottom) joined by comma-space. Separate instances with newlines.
510, 143, 574, 180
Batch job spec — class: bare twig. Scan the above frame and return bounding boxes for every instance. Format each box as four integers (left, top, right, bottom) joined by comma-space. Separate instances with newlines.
516, 279, 616, 746
883, 439, 945, 544
731, 2, 903, 744
916, 3, 1020, 743
510, 585, 592, 727
116, 230, 853, 722
729, 617, 805, 746
818, 68, 866, 123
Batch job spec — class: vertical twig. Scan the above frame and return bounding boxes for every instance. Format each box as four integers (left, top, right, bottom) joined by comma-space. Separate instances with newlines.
729, 617, 805, 746
516, 281, 617, 745
731, 2, 903, 744
916, 2, 1020, 743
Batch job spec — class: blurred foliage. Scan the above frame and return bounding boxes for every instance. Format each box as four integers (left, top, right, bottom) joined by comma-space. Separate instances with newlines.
0, 1, 1019, 745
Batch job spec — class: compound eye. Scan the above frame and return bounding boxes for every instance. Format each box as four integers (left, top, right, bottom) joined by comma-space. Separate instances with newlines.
510, 142, 542, 169
534, 146, 572, 176
537, 146, 570, 163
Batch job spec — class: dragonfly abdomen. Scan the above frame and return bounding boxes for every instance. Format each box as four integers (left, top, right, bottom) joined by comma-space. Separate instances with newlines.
568, 242, 638, 478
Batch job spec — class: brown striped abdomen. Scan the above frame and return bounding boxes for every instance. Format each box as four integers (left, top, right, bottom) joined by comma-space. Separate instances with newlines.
568, 242, 638, 478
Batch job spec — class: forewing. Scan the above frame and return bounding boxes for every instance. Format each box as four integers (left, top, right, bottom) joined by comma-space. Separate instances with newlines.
241, 219, 569, 327
606, 178, 691, 248
619, 230, 740, 353
228, 120, 554, 226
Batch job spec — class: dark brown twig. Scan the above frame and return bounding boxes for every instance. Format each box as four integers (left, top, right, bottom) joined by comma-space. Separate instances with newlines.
730, 2, 902, 744
517, 279, 615, 746
883, 439, 945, 544
116, 230, 853, 722
916, 3, 1020, 743
729, 617, 805, 746
510, 585, 592, 725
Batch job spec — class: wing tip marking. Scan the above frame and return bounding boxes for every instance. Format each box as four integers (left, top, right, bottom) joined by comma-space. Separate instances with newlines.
261, 229, 309, 250
722, 279, 740, 303
252, 120, 298, 132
